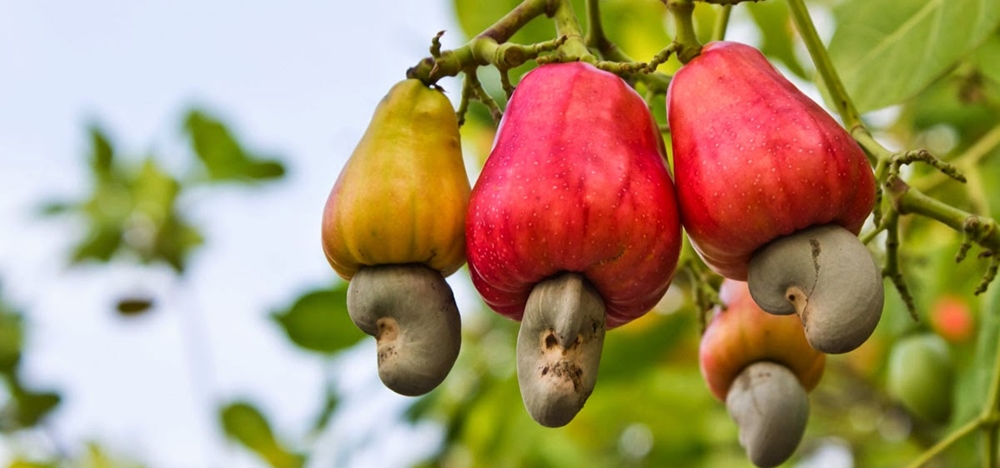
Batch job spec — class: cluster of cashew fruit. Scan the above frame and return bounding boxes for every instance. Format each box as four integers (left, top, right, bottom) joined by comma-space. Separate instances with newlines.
676, 42, 883, 466
321, 39, 886, 465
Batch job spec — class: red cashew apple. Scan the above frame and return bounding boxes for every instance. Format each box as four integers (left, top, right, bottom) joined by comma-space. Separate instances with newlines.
669, 41, 883, 354
322, 79, 470, 396
700, 280, 826, 467
466, 62, 682, 427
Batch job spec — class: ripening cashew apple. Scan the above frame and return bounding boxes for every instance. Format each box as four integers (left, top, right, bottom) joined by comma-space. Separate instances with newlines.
668, 41, 883, 354
700, 280, 826, 467
466, 62, 682, 427
321, 79, 470, 396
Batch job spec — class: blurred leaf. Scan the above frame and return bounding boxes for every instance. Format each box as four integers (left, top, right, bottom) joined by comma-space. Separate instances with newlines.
599, 308, 695, 381
7, 460, 57, 468
272, 284, 364, 354
953, 283, 1000, 425
0, 300, 23, 374
184, 110, 286, 183
745, 0, 806, 79
972, 33, 1000, 85
88, 126, 115, 178
115, 296, 155, 317
828, 0, 1000, 112
309, 389, 339, 434
70, 227, 122, 264
2, 381, 61, 431
219, 401, 304, 468
36, 201, 74, 217
130, 159, 179, 225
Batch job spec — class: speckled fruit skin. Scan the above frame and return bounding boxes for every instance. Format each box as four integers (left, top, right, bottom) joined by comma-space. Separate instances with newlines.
322, 79, 470, 280
466, 62, 682, 329
668, 41, 876, 280
700, 280, 825, 401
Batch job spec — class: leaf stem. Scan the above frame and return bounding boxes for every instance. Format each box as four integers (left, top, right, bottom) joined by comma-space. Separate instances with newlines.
549, 0, 594, 62
786, 0, 862, 130
584, 0, 673, 93
905, 418, 980, 468
666, 0, 702, 63
407, 0, 552, 83
711, 5, 732, 42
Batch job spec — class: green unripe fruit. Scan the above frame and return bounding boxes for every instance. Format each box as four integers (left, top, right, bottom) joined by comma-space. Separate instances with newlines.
887, 333, 953, 424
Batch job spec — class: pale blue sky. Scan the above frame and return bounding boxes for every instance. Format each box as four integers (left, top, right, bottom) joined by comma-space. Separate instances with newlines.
0, 1, 472, 467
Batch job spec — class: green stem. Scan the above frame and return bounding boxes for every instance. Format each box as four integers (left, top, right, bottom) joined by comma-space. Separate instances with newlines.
711, 5, 732, 42
550, 0, 594, 62
667, 0, 702, 63
407, 0, 551, 83
984, 426, 998, 468
583, 0, 673, 93
981, 329, 1000, 464
888, 179, 1000, 251
584, 0, 605, 51
851, 127, 892, 165
905, 418, 980, 468
786, 0, 863, 131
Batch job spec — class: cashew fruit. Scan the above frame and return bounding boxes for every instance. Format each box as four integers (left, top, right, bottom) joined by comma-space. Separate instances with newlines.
467, 61, 682, 329
700, 279, 825, 401
322, 79, 470, 280
669, 41, 875, 280
466, 62, 682, 426
321, 79, 469, 396
668, 42, 882, 354
701, 280, 824, 467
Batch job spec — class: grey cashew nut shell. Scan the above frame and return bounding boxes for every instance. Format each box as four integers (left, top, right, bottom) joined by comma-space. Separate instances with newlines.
748, 224, 884, 354
347, 264, 462, 397
726, 361, 810, 468
516, 272, 606, 428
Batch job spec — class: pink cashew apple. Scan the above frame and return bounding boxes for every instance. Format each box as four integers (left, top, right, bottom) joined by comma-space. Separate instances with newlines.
466, 62, 682, 427
669, 41, 883, 354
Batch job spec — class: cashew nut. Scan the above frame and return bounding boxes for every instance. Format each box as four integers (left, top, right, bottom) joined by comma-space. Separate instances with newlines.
347, 264, 461, 396
748, 224, 883, 354
726, 361, 810, 467
516, 272, 606, 428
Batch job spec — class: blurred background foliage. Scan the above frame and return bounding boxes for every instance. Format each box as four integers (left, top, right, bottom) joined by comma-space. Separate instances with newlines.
2, 0, 999, 466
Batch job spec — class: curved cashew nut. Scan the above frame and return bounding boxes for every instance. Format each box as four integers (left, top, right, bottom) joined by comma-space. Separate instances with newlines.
748, 224, 883, 354
347, 264, 461, 396
726, 361, 810, 468
516, 272, 606, 428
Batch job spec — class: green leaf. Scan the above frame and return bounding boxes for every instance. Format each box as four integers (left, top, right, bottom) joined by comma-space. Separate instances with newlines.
183, 110, 286, 183
746, 0, 807, 79
3, 379, 61, 431
36, 201, 74, 217
0, 305, 23, 374
219, 401, 304, 468
952, 283, 1000, 426
828, 0, 1000, 112
971, 32, 1000, 85
88, 126, 115, 177
271, 284, 364, 355
71, 227, 123, 264
309, 389, 339, 434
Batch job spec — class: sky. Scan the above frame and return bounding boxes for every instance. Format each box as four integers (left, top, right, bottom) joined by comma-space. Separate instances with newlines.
0, 1, 473, 467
